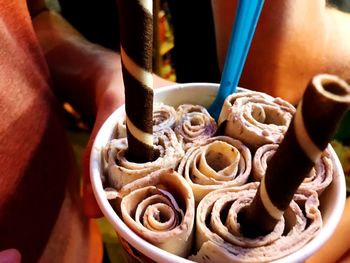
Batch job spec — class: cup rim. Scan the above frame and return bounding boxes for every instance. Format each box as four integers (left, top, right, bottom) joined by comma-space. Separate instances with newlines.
90, 82, 346, 263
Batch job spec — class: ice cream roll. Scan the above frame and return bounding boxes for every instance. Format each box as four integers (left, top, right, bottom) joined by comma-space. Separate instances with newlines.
218, 90, 295, 150
175, 104, 217, 150
104, 128, 184, 190
251, 144, 279, 181
118, 0, 154, 162
177, 136, 251, 203
253, 144, 333, 195
153, 103, 177, 132
240, 74, 350, 237
189, 184, 322, 263
116, 168, 195, 258
113, 103, 177, 139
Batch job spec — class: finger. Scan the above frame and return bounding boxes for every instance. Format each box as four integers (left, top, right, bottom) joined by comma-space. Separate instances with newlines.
82, 88, 123, 218
306, 197, 350, 263
0, 249, 21, 263
82, 129, 103, 218
82, 179, 103, 218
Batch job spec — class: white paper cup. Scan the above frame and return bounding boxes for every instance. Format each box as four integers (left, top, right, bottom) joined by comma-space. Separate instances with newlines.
90, 83, 346, 263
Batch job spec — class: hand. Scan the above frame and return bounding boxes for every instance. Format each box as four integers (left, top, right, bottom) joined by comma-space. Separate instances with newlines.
32, 9, 175, 218
306, 197, 350, 263
81, 86, 124, 218
32, 10, 123, 217
81, 74, 174, 218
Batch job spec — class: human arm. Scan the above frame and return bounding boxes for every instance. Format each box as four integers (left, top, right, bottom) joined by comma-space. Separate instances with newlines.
211, 0, 350, 104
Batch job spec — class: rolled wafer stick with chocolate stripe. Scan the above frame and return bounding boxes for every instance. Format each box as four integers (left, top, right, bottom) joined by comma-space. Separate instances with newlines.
252, 144, 334, 195
118, 0, 154, 162
239, 74, 350, 237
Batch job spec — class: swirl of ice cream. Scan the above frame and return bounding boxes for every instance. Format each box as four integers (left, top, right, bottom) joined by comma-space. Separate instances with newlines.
177, 136, 251, 203
114, 103, 177, 139
116, 168, 195, 258
175, 104, 217, 150
253, 144, 333, 195
189, 183, 322, 262
252, 143, 279, 181
218, 91, 295, 150
104, 128, 184, 190
153, 103, 177, 132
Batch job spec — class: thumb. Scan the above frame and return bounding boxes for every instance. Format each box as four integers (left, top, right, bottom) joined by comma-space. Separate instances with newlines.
82, 88, 123, 218
0, 249, 21, 263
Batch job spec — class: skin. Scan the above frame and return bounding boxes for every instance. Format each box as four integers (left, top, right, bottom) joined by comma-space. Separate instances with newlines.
306, 197, 350, 263
31, 7, 173, 218
0, 1, 104, 261
212, 0, 350, 104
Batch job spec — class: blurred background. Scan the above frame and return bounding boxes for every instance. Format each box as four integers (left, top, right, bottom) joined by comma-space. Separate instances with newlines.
331, 0, 350, 11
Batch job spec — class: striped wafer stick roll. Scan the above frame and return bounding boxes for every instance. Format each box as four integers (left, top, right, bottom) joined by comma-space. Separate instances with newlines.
118, 0, 154, 162
240, 74, 350, 237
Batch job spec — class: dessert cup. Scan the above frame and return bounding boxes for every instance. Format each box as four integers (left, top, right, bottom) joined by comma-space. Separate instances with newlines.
90, 83, 346, 263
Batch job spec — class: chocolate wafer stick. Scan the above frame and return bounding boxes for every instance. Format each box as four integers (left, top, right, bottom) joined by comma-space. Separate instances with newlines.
239, 74, 350, 237
118, 0, 154, 162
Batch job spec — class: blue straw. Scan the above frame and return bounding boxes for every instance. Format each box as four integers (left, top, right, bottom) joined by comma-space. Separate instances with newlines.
209, 0, 265, 121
